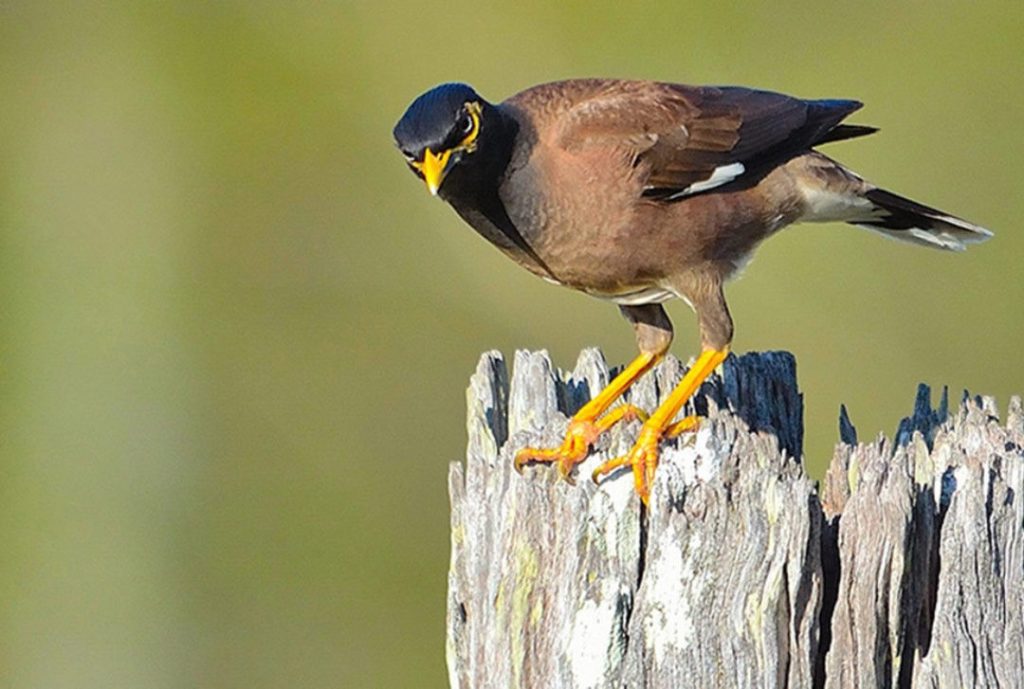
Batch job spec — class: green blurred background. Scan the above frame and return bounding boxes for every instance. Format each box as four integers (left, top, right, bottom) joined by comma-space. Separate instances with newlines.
1, 2, 1021, 687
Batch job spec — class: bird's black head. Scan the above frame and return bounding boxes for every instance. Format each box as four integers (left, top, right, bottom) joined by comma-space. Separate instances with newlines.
393, 83, 499, 197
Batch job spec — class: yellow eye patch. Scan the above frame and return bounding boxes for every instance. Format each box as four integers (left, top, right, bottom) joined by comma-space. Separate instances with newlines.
458, 101, 482, 151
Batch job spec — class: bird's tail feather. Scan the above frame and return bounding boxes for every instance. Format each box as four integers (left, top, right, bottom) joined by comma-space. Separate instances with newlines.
797, 155, 993, 251
851, 187, 993, 251
815, 124, 879, 146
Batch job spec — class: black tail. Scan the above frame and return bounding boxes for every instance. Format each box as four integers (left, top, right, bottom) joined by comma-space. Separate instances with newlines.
853, 188, 993, 251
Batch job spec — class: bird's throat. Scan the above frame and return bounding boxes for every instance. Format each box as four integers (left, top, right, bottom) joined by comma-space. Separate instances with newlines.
442, 112, 558, 280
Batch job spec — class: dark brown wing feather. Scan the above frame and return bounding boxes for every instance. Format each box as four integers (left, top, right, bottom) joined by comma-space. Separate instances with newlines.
535, 80, 864, 198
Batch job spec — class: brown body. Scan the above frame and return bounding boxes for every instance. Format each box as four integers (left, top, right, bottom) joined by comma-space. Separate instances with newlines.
500, 81, 806, 285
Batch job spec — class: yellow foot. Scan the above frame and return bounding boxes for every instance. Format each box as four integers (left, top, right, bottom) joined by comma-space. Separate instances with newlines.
590, 345, 729, 504
514, 404, 648, 484
591, 414, 702, 503
665, 414, 700, 438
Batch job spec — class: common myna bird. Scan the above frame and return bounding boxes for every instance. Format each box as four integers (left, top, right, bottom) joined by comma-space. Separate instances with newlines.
393, 79, 991, 504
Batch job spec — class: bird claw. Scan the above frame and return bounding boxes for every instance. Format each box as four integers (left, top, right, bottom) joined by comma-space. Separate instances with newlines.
665, 414, 700, 438
514, 417, 601, 481
591, 416, 703, 504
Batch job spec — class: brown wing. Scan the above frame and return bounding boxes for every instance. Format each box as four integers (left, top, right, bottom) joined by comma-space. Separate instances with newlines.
546, 80, 864, 199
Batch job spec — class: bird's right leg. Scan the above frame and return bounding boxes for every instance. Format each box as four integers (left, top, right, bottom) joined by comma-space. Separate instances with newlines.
514, 304, 672, 481
591, 272, 734, 504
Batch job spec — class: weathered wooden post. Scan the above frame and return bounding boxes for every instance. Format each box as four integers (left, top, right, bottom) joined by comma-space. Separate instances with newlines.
446, 349, 1024, 689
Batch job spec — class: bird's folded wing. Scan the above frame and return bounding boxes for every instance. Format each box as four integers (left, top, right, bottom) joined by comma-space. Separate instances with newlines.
554, 82, 853, 199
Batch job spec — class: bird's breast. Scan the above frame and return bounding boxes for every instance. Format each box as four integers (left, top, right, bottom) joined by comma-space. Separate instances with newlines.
499, 147, 658, 284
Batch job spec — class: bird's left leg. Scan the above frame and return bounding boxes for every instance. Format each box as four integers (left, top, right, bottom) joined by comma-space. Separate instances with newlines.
514, 304, 673, 481
594, 275, 733, 503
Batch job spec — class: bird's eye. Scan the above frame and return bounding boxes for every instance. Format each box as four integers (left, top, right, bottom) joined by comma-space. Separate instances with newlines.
458, 114, 474, 135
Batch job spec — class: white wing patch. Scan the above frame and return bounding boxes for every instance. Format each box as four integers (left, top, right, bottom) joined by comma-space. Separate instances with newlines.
667, 162, 746, 199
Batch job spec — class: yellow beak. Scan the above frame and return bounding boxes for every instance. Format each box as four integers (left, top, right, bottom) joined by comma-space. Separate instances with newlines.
420, 147, 452, 196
